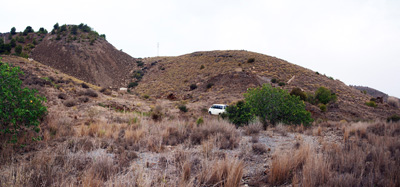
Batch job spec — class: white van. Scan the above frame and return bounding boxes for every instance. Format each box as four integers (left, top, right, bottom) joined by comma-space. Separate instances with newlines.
208, 104, 228, 115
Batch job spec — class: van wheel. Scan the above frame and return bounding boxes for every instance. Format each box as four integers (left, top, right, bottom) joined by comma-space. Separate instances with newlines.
209, 111, 211, 115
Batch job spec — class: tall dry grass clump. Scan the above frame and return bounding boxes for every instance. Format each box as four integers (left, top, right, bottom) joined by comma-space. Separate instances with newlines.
269, 121, 400, 186
197, 158, 244, 187
387, 96, 399, 108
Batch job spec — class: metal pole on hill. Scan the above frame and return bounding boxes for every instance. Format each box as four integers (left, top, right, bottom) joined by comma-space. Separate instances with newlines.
157, 42, 159, 57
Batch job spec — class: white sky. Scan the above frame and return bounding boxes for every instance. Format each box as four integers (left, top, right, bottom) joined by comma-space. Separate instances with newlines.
2, 0, 400, 98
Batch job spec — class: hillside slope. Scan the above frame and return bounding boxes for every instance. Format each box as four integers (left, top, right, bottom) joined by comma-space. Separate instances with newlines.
29, 25, 137, 88
133, 50, 399, 121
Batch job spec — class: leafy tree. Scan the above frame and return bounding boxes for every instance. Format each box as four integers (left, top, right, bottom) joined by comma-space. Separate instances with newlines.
226, 100, 253, 126
0, 61, 47, 142
10, 27, 16, 35
59, 24, 67, 32
315, 86, 337, 104
71, 25, 78, 35
53, 23, 59, 30
245, 84, 313, 129
100, 34, 106, 40
15, 45, 22, 54
17, 36, 25, 43
23, 26, 34, 35
38, 27, 48, 34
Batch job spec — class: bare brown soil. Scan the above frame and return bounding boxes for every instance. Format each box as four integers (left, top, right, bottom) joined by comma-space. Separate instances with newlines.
30, 31, 137, 88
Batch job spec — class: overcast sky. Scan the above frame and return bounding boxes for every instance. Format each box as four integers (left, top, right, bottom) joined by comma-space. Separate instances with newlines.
2, 0, 400, 97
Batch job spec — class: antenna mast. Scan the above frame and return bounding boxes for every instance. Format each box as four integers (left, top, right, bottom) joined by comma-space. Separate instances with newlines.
157, 42, 159, 57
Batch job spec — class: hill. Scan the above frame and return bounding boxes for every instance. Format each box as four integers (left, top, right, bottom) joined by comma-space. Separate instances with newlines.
132, 50, 400, 121
1, 24, 138, 88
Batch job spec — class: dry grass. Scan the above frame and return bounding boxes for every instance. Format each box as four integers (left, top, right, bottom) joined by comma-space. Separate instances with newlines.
269, 121, 400, 186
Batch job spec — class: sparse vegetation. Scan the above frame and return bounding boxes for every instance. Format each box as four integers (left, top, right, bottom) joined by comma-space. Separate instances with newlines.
206, 83, 214, 89
319, 103, 327, 112
365, 100, 377, 107
278, 82, 285, 86
190, 84, 197, 90
247, 58, 255, 63
178, 105, 188, 113
387, 114, 400, 122
271, 78, 277, 83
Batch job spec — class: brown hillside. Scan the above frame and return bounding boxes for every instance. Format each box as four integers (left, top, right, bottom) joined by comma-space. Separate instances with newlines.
30, 25, 136, 88
134, 50, 399, 121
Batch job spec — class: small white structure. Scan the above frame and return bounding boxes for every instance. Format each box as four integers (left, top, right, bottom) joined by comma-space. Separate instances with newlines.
119, 87, 128, 92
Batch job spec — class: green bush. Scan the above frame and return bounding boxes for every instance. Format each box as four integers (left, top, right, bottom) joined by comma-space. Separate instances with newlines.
319, 104, 327, 112
71, 25, 78, 35
226, 100, 253, 127
387, 115, 400, 122
53, 23, 59, 30
365, 101, 377, 108
245, 84, 313, 129
38, 27, 48, 34
196, 117, 204, 125
206, 83, 214, 89
290, 88, 307, 101
271, 78, 277, 83
15, 45, 22, 55
247, 58, 255, 63
23, 26, 34, 36
200, 65, 205, 69
128, 82, 138, 88
278, 82, 285, 86
178, 105, 188, 113
17, 36, 25, 43
100, 34, 106, 40
0, 61, 47, 142
190, 84, 197, 90
10, 27, 16, 35
315, 86, 337, 104
60, 24, 67, 32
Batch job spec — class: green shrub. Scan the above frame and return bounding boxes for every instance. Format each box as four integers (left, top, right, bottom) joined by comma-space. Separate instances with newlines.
128, 82, 138, 88
271, 78, 277, 83
17, 36, 25, 43
316, 71, 320, 75
10, 27, 16, 35
0, 61, 47, 142
143, 94, 150, 99
247, 58, 255, 63
315, 87, 337, 104
178, 105, 188, 113
53, 23, 59, 30
15, 45, 22, 54
387, 115, 400, 122
278, 82, 285, 86
290, 88, 307, 101
196, 117, 204, 125
365, 101, 377, 107
23, 26, 34, 35
136, 61, 144, 67
59, 24, 67, 32
38, 27, 47, 34
226, 100, 253, 127
206, 83, 214, 89
190, 84, 197, 90
71, 25, 78, 35
200, 65, 205, 69
245, 84, 313, 129
132, 70, 144, 80
319, 104, 327, 112
100, 34, 106, 40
